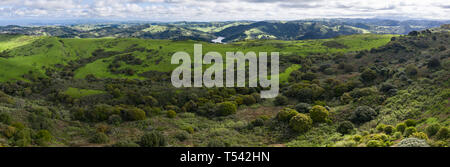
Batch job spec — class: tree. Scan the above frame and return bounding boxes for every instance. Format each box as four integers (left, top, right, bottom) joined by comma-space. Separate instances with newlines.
216, 102, 237, 116
289, 114, 313, 133
309, 105, 329, 123
337, 121, 354, 135
139, 131, 167, 147
350, 106, 377, 124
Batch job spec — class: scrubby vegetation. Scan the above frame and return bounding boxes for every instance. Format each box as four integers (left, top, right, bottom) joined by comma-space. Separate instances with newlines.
0, 25, 448, 147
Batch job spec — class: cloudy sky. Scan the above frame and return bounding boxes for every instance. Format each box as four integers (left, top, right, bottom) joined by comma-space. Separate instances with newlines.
0, 0, 449, 22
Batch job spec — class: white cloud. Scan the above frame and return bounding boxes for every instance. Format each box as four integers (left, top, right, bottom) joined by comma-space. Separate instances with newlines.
0, 0, 448, 21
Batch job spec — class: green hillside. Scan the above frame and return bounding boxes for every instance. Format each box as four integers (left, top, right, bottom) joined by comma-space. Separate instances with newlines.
0, 34, 395, 82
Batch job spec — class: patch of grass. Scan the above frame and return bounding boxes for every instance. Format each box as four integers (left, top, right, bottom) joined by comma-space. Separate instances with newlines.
64, 87, 105, 98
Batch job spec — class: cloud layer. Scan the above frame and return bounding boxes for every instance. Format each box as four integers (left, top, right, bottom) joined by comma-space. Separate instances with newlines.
0, 0, 449, 21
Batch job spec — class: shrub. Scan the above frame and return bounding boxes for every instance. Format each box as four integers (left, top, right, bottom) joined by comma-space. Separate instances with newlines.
108, 114, 122, 125
404, 127, 417, 137
393, 132, 402, 140
274, 96, 289, 106
35, 130, 53, 146
3, 126, 16, 138
216, 102, 237, 116
89, 132, 109, 144
167, 110, 177, 118
410, 132, 428, 140
405, 64, 418, 76
350, 106, 377, 124
436, 127, 449, 140
289, 113, 313, 133
139, 131, 167, 147
353, 135, 362, 142
294, 103, 311, 113
309, 105, 329, 123
366, 140, 384, 147
122, 107, 146, 121
376, 124, 386, 132
337, 121, 354, 135
207, 139, 230, 147
276, 108, 299, 122
397, 138, 429, 147
0, 113, 12, 125
175, 131, 190, 141
404, 119, 417, 127
360, 68, 377, 83
251, 118, 265, 127
112, 140, 140, 147
425, 124, 441, 137
396, 123, 407, 133
243, 95, 256, 106
384, 125, 395, 135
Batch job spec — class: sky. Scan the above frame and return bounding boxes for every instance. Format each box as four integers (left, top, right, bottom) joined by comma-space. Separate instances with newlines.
0, 0, 449, 22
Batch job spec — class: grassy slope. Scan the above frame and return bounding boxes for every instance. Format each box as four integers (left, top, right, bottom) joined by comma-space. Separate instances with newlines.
0, 34, 395, 82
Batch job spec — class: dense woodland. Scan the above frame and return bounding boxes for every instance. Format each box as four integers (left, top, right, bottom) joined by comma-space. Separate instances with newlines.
0, 24, 448, 147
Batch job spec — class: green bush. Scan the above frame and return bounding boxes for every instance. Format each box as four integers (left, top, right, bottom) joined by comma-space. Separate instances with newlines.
274, 96, 289, 106
425, 124, 441, 137
243, 95, 257, 106
108, 114, 122, 125
384, 125, 395, 135
122, 107, 146, 121
216, 102, 237, 116
167, 110, 177, 118
294, 103, 311, 113
289, 113, 313, 133
366, 140, 384, 147
405, 64, 418, 76
89, 132, 109, 144
404, 127, 417, 137
35, 130, 53, 146
404, 119, 417, 127
360, 68, 377, 83
175, 131, 190, 141
0, 113, 12, 125
139, 131, 167, 147
436, 127, 449, 140
3, 126, 16, 138
393, 132, 402, 140
350, 106, 377, 124
309, 105, 329, 123
337, 121, 354, 135
410, 132, 428, 140
376, 124, 386, 132
276, 108, 299, 122
396, 123, 407, 133
112, 140, 140, 147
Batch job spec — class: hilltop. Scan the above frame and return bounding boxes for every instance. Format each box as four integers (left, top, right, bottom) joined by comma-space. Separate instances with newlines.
1, 19, 448, 42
